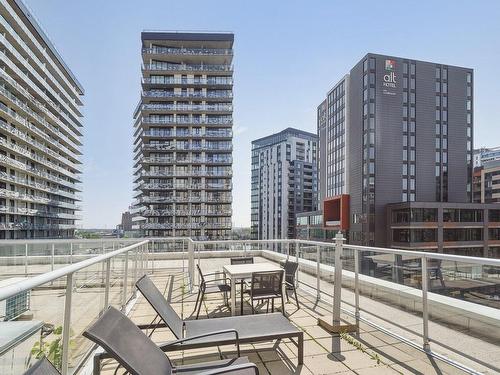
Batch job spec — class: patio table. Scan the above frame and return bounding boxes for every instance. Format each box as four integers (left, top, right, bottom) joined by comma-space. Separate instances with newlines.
223, 262, 282, 316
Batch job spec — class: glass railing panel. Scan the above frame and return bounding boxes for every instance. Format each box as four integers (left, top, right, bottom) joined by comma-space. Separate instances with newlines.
68, 262, 106, 373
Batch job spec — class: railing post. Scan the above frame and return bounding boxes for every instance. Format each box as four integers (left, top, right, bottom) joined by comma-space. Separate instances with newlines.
101, 243, 105, 284
133, 250, 138, 298
122, 252, 129, 310
333, 232, 344, 327
316, 245, 321, 301
69, 243, 73, 265
295, 242, 299, 287
188, 239, 194, 292
422, 256, 430, 351
51, 243, 55, 271
61, 272, 73, 375
24, 243, 28, 276
104, 259, 111, 310
354, 248, 360, 326
145, 241, 150, 274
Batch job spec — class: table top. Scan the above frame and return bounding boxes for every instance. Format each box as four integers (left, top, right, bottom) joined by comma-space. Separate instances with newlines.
223, 262, 282, 278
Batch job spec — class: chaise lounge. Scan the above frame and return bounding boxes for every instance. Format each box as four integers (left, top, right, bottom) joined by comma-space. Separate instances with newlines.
135, 275, 304, 364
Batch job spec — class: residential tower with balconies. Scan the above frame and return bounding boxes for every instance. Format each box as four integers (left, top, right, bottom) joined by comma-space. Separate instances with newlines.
132, 31, 234, 240
0, 0, 84, 239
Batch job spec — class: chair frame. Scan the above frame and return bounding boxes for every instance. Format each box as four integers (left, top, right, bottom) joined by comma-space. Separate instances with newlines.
282, 260, 300, 308
194, 263, 231, 319
246, 270, 285, 315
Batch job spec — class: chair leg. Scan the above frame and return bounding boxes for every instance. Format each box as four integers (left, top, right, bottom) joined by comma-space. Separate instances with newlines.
266, 299, 269, 313
286, 288, 290, 303
294, 286, 299, 309
240, 280, 244, 315
271, 298, 274, 313
196, 290, 204, 319
281, 294, 285, 316
251, 298, 255, 314
193, 288, 201, 316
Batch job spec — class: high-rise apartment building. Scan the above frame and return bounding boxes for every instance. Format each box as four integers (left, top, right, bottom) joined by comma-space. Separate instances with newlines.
251, 128, 317, 240
0, 0, 84, 239
132, 32, 234, 240
315, 53, 475, 249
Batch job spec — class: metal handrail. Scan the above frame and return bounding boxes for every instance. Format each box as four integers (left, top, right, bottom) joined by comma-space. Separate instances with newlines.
0, 240, 148, 301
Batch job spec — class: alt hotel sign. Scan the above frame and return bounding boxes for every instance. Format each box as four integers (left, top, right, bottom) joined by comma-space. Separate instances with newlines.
382, 59, 397, 95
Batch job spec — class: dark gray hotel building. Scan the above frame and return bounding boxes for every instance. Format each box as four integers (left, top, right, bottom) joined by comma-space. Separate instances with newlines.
298, 53, 500, 256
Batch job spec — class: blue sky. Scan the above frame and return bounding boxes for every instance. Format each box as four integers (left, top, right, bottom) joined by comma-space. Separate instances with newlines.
25, 0, 500, 228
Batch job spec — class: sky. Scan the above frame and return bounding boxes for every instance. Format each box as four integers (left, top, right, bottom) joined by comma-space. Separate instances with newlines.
24, 0, 500, 229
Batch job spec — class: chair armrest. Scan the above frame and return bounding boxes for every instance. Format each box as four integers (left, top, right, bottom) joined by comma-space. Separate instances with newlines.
203, 277, 232, 285
198, 363, 259, 375
160, 329, 241, 357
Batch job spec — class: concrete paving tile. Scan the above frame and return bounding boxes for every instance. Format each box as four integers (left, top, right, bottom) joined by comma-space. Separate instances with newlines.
315, 337, 357, 354
331, 350, 382, 370
303, 353, 352, 374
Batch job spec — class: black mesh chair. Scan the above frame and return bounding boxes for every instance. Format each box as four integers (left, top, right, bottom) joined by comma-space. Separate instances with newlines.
282, 260, 300, 308
245, 270, 285, 315
230, 257, 254, 314
194, 264, 232, 319
83, 306, 259, 375
24, 357, 60, 375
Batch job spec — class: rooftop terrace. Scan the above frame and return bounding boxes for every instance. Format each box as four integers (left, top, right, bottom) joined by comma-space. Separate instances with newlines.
0, 237, 499, 374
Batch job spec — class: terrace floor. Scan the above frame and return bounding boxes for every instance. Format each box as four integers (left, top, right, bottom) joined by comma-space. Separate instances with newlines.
97, 257, 474, 375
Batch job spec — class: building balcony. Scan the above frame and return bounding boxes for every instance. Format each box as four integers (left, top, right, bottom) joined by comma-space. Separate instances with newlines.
141, 129, 233, 138
141, 103, 233, 114
0, 205, 81, 220
142, 63, 233, 73
140, 143, 233, 152
134, 169, 232, 178
1, 237, 498, 375
142, 90, 233, 101
140, 116, 233, 125
137, 156, 233, 165
142, 77, 233, 87
0, 222, 76, 230
140, 209, 233, 217
142, 46, 233, 57
137, 182, 232, 191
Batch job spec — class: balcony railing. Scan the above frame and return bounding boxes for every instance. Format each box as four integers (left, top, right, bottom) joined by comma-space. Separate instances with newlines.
0, 171, 82, 197
141, 143, 233, 152
141, 116, 232, 125
142, 130, 233, 138
141, 103, 233, 113
135, 169, 232, 178
0, 205, 81, 219
138, 156, 232, 164
142, 90, 233, 100
142, 77, 233, 85
1, 237, 498, 374
142, 46, 233, 56
0, 222, 76, 230
142, 63, 233, 72
138, 183, 232, 190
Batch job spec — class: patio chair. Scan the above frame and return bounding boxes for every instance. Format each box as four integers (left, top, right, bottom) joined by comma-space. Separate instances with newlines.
135, 275, 304, 365
230, 257, 254, 314
281, 260, 300, 308
24, 357, 60, 375
83, 306, 259, 375
194, 264, 232, 319
244, 270, 285, 315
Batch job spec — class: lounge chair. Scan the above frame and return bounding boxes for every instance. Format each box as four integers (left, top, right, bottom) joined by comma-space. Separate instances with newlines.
84, 306, 259, 375
135, 275, 304, 365
24, 357, 60, 375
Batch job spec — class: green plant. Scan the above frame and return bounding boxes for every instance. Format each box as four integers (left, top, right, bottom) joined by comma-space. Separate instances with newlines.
29, 326, 74, 370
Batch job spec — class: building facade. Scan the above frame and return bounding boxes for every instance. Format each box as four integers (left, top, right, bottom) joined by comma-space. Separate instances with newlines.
387, 202, 500, 258
473, 160, 500, 203
251, 128, 317, 240
474, 146, 500, 168
132, 32, 233, 240
308, 53, 475, 251
0, 0, 84, 239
